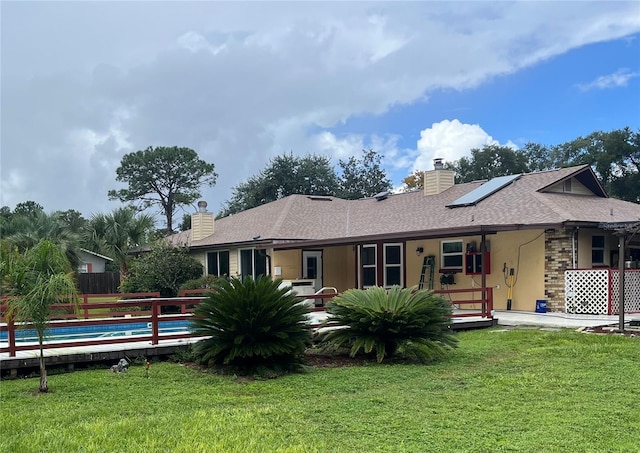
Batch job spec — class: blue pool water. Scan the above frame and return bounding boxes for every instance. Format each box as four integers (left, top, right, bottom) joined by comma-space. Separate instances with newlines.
0, 320, 191, 343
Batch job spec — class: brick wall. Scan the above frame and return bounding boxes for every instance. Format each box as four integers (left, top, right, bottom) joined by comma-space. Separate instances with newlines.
544, 228, 573, 311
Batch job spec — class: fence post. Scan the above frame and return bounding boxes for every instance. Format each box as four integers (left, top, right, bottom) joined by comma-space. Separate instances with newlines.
8, 317, 16, 357
151, 299, 159, 345
83, 294, 89, 319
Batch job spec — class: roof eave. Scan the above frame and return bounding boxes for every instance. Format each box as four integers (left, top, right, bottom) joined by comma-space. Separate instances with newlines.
270, 223, 566, 250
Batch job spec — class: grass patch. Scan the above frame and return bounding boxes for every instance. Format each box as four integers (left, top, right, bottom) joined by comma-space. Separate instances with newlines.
1, 328, 638, 452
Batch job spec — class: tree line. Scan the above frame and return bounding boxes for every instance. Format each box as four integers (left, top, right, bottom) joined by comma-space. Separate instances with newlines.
219, 149, 393, 217
402, 127, 640, 202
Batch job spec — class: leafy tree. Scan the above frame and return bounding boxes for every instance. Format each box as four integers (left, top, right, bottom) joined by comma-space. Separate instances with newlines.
0, 240, 21, 296
337, 149, 392, 199
82, 207, 155, 279
4, 240, 79, 393
119, 243, 203, 298
520, 142, 557, 172
54, 209, 87, 233
108, 146, 217, 233
319, 286, 457, 363
400, 170, 425, 192
0, 202, 45, 239
446, 145, 531, 183
221, 153, 338, 216
178, 213, 191, 232
550, 127, 640, 202
13, 201, 44, 218
191, 275, 312, 375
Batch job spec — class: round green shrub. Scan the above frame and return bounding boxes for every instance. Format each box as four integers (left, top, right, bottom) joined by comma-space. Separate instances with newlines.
190, 275, 312, 374
320, 285, 458, 363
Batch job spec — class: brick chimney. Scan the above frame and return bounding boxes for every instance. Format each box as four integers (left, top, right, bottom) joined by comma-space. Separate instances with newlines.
424, 158, 455, 196
191, 201, 215, 241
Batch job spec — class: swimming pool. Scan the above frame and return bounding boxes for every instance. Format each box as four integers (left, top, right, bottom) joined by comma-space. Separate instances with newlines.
0, 320, 191, 343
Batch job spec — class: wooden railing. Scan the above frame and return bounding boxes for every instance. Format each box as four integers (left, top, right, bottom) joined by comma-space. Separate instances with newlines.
434, 287, 494, 319
1, 288, 490, 358
0, 296, 204, 357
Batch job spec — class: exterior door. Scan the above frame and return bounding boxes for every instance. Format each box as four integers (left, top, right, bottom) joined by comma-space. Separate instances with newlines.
302, 251, 323, 290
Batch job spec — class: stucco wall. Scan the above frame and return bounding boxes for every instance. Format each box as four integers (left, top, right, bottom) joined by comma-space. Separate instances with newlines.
577, 228, 617, 268
272, 249, 301, 280
409, 230, 546, 310
323, 245, 356, 292
193, 228, 552, 311
271, 246, 356, 292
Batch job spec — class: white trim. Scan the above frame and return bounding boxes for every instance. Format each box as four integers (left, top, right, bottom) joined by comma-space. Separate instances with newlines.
441, 239, 463, 269
79, 248, 113, 262
360, 244, 377, 288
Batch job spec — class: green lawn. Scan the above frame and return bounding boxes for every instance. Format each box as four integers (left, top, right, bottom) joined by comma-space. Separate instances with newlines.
1, 328, 638, 453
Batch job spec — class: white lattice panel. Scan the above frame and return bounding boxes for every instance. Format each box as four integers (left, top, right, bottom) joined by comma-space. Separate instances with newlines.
565, 270, 609, 314
610, 270, 640, 314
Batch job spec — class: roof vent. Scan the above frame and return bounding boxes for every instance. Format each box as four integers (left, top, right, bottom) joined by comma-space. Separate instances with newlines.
374, 191, 390, 201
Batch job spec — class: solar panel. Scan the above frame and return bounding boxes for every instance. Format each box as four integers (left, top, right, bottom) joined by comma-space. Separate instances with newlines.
447, 174, 521, 208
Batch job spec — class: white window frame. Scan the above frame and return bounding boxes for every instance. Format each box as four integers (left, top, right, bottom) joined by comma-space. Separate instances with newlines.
360, 244, 377, 288
441, 239, 463, 270
383, 243, 403, 287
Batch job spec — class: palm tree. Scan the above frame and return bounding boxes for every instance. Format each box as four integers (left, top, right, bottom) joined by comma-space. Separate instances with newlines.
82, 207, 155, 279
4, 240, 79, 393
6, 211, 83, 270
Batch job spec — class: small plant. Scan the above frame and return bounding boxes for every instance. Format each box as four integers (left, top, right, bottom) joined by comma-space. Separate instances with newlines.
179, 274, 222, 292
169, 345, 199, 363
190, 275, 312, 375
319, 286, 458, 363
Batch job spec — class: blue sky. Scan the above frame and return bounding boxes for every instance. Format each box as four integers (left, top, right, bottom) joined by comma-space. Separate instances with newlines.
325, 34, 640, 183
2, 1, 639, 226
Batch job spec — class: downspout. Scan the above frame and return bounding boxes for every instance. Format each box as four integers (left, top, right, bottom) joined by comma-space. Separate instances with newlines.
571, 227, 578, 269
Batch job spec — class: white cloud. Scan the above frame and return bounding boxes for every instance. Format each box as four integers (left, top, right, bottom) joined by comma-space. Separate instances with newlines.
413, 120, 516, 171
577, 68, 639, 91
1, 1, 639, 217
177, 31, 227, 56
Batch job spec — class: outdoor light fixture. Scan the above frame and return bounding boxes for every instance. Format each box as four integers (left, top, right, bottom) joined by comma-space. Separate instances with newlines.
415, 246, 424, 256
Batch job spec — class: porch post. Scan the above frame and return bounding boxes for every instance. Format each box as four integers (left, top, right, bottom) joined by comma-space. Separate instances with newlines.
481, 233, 487, 303
618, 234, 626, 332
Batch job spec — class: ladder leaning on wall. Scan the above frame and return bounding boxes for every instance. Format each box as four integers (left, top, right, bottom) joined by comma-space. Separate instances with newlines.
418, 255, 436, 290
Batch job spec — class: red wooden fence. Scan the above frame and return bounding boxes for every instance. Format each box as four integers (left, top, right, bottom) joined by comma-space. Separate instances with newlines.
1, 288, 493, 358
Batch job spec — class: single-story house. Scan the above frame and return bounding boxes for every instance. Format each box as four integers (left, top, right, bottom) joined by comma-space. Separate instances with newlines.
77, 248, 113, 273
170, 163, 640, 313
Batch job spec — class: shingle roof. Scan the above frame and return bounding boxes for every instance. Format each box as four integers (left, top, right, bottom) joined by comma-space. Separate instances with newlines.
174, 165, 640, 249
